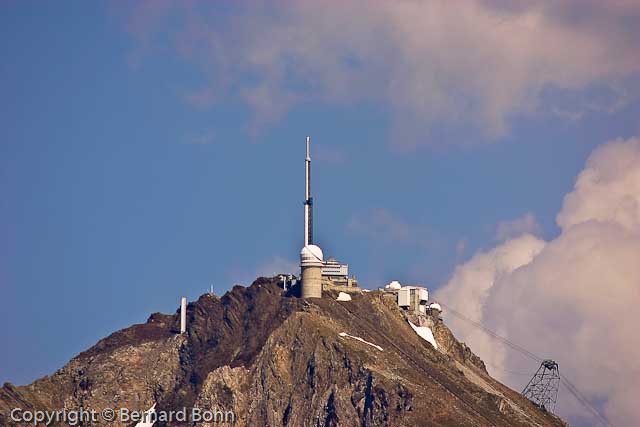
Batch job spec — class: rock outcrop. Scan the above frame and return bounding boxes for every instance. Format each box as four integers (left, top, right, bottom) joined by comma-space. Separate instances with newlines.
0, 278, 567, 427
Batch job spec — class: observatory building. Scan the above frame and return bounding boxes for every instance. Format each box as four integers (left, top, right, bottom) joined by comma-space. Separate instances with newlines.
299, 136, 357, 298
383, 280, 438, 318
300, 244, 323, 298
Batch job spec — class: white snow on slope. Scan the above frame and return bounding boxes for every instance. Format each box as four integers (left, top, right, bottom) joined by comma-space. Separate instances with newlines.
135, 403, 156, 427
336, 292, 352, 301
338, 332, 383, 351
409, 322, 438, 350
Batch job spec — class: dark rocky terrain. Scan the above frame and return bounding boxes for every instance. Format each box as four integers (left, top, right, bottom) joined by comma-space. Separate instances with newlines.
0, 277, 567, 426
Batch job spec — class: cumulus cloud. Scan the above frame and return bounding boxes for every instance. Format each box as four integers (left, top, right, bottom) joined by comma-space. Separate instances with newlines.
495, 212, 542, 241
557, 138, 640, 232
117, 0, 640, 143
438, 234, 546, 327
437, 137, 640, 426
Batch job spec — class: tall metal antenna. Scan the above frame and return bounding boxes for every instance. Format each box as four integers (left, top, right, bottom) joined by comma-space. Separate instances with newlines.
303, 136, 313, 246
522, 360, 560, 412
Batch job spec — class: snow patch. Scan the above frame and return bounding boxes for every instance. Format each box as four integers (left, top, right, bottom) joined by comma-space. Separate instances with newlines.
336, 292, 352, 301
408, 321, 438, 350
338, 332, 383, 351
135, 403, 156, 427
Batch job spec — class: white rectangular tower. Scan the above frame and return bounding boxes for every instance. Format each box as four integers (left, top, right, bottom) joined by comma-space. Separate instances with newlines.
180, 297, 187, 334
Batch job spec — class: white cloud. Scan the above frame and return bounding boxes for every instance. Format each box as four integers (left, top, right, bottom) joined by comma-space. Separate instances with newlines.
120, 1, 640, 142
438, 234, 545, 326
437, 137, 640, 426
495, 212, 542, 241
557, 138, 640, 232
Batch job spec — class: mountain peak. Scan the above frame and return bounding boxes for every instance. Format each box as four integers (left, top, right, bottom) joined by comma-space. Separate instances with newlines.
0, 277, 566, 427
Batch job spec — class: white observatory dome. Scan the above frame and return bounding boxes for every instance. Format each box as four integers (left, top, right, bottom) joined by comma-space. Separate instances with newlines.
386, 280, 402, 290
429, 302, 442, 312
300, 244, 324, 266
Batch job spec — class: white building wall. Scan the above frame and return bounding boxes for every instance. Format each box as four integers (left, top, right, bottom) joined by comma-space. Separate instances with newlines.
398, 289, 410, 306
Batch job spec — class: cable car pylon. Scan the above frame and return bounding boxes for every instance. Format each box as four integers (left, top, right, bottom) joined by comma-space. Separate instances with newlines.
522, 359, 560, 412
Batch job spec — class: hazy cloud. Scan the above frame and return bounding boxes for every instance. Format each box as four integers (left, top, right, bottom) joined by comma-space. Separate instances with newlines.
256, 256, 299, 277
495, 212, 542, 241
455, 238, 468, 259
437, 137, 640, 426
231, 255, 298, 286
347, 208, 411, 243
183, 129, 216, 145
118, 1, 640, 143
314, 145, 348, 164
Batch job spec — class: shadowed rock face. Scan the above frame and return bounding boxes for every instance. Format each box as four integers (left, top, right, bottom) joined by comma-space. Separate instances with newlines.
0, 278, 566, 427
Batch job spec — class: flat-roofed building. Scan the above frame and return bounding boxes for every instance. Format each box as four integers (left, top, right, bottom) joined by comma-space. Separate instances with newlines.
322, 258, 349, 277
321, 257, 358, 289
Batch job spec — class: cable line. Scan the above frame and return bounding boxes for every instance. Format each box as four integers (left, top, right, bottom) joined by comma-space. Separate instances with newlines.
482, 360, 534, 377
437, 301, 612, 426
560, 376, 611, 427
438, 302, 543, 363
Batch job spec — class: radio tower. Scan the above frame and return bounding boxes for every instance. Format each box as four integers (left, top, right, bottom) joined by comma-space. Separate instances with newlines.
522, 360, 560, 412
304, 135, 313, 246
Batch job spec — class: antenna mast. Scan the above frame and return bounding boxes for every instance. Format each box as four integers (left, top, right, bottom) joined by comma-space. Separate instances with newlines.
304, 136, 313, 246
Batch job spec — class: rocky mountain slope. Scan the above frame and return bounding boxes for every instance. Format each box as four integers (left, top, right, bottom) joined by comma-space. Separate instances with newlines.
0, 278, 567, 426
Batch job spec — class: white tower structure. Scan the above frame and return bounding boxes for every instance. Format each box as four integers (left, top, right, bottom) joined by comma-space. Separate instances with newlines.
300, 136, 323, 298
180, 297, 187, 334
301, 245, 323, 298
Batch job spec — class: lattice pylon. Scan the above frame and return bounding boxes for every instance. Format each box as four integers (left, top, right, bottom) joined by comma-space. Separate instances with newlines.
522, 360, 560, 412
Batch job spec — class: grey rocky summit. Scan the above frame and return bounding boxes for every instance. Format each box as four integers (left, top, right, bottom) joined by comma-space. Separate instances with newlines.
0, 278, 567, 427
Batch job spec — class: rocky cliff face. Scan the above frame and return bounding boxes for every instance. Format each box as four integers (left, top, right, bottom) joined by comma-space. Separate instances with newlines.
0, 278, 567, 427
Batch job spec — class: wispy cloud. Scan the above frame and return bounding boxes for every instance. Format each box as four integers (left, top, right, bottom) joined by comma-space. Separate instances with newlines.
494, 212, 542, 241
229, 255, 298, 287
314, 145, 347, 164
182, 129, 216, 145
117, 1, 640, 144
347, 208, 411, 243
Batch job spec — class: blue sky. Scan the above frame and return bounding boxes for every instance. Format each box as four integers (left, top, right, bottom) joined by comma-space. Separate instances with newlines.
1, 4, 639, 416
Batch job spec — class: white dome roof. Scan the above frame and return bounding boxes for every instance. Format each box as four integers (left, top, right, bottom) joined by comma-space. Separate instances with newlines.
386, 280, 402, 290
429, 303, 442, 311
300, 244, 324, 266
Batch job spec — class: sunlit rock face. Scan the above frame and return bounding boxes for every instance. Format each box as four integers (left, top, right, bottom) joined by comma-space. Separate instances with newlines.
0, 277, 567, 427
